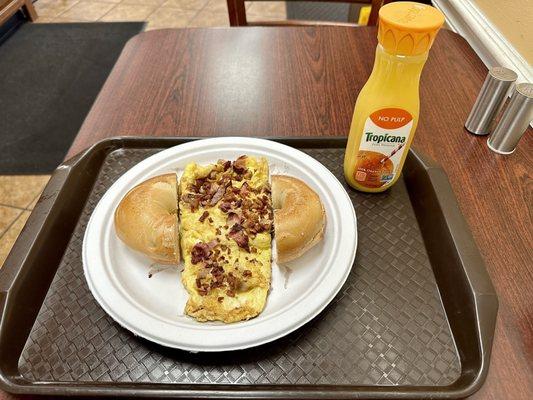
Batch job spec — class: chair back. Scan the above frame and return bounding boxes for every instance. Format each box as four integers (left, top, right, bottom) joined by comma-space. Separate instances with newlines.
227, 0, 389, 27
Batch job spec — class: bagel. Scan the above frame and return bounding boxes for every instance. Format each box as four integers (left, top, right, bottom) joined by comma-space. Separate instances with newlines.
114, 172, 325, 266
271, 175, 326, 263
114, 173, 179, 265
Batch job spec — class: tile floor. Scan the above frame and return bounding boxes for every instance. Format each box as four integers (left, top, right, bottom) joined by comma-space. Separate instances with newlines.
0, 0, 287, 267
33, 0, 287, 29
0, 176, 49, 267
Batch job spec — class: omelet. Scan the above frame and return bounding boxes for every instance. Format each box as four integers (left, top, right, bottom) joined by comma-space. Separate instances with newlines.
179, 156, 273, 323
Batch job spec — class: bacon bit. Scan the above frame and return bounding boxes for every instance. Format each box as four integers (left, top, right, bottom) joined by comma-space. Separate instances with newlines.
227, 272, 238, 288
198, 183, 207, 195
182, 193, 200, 210
210, 280, 223, 290
228, 224, 250, 251
211, 265, 224, 277
243, 270, 252, 278
211, 281, 224, 290
226, 290, 235, 297
219, 202, 232, 213
191, 242, 211, 264
260, 220, 272, 232
209, 184, 226, 206
232, 156, 247, 174
247, 225, 258, 235
207, 182, 219, 196
227, 212, 241, 226
198, 211, 209, 222
240, 182, 251, 196
207, 239, 218, 249
225, 189, 236, 198
217, 297, 224, 303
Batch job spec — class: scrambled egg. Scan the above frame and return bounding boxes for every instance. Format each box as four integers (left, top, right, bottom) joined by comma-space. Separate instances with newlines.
179, 156, 272, 323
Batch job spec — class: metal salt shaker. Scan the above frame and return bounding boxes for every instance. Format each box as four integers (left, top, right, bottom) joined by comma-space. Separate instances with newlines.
465, 66, 518, 135
487, 83, 533, 155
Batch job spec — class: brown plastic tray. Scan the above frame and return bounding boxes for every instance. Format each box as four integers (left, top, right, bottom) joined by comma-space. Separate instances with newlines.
0, 137, 497, 399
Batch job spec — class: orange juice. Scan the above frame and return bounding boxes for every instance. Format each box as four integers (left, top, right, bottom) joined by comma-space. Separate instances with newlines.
344, 2, 444, 192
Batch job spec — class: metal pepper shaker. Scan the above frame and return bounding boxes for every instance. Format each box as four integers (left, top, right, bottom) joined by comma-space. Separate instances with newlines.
487, 83, 533, 155
465, 67, 518, 135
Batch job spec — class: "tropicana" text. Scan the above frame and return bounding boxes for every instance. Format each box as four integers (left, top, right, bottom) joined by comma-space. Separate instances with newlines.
364, 132, 406, 144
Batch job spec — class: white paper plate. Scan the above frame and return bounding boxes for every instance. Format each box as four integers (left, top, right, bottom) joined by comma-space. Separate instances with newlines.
83, 137, 357, 352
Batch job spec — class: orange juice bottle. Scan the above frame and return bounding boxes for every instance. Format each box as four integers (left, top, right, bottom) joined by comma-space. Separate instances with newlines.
344, 2, 444, 192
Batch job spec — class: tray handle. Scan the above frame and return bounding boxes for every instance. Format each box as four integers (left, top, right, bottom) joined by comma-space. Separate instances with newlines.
406, 150, 498, 396
0, 143, 116, 379
427, 165, 498, 389
0, 166, 69, 294
0, 139, 118, 294
0, 163, 73, 378
411, 151, 498, 297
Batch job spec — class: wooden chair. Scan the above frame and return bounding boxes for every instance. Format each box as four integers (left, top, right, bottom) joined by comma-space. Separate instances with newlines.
226, 0, 391, 27
0, 0, 37, 25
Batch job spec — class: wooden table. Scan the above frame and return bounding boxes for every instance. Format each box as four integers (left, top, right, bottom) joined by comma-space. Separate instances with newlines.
7, 27, 533, 399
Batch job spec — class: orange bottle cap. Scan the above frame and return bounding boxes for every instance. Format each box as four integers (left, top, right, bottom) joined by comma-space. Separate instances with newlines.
378, 2, 445, 56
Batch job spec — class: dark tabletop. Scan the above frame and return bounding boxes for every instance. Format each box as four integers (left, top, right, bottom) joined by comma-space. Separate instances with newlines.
9, 26, 533, 399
